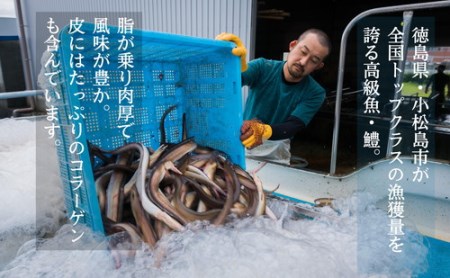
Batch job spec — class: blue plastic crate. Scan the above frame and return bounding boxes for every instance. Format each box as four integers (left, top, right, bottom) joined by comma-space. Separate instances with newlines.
51, 23, 244, 234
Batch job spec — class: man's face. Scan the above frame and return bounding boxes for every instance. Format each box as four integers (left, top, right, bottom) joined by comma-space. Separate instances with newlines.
285, 33, 329, 81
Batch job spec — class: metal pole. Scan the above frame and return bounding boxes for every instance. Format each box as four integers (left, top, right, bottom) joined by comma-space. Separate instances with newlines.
13, 0, 36, 117
0, 90, 44, 100
14, 0, 33, 90
329, 1, 450, 175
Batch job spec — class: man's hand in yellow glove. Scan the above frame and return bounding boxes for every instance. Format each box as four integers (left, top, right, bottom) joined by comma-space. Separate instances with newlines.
215, 32, 248, 72
240, 120, 272, 149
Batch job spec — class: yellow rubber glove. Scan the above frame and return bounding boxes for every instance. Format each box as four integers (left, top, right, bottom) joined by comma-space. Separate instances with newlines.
215, 32, 248, 72
240, 120, 272, 149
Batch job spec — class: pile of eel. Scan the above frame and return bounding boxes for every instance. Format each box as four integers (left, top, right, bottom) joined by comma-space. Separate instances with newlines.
88, 106, 273, 254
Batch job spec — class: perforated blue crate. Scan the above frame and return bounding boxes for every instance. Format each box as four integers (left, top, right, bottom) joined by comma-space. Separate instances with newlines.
52, 23, 244, 234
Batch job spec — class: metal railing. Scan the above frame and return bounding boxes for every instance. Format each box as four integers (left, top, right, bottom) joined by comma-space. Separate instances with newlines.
0, 90, 44, 117
330, 0, 450, 175
0, 90, 44, 100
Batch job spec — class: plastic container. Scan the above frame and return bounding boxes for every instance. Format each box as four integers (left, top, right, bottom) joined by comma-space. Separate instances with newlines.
50, 23, 244, 233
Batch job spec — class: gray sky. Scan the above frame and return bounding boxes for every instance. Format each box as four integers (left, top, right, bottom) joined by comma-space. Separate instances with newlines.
0, 0, 16, 17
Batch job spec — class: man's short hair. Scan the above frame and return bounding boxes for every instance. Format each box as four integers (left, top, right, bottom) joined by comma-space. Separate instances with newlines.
298, 28, 332, 58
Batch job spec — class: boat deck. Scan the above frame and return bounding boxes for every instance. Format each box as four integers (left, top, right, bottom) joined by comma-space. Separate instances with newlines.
246, 157, 450, 242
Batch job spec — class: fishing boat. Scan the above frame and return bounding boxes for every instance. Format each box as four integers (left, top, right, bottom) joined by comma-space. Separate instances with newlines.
249, 1, 450, 243
246, 2, 450, 276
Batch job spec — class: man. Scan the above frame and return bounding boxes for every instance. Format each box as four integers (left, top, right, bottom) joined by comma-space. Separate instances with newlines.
217, 29, 331, 164
425, 64, 449, 120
